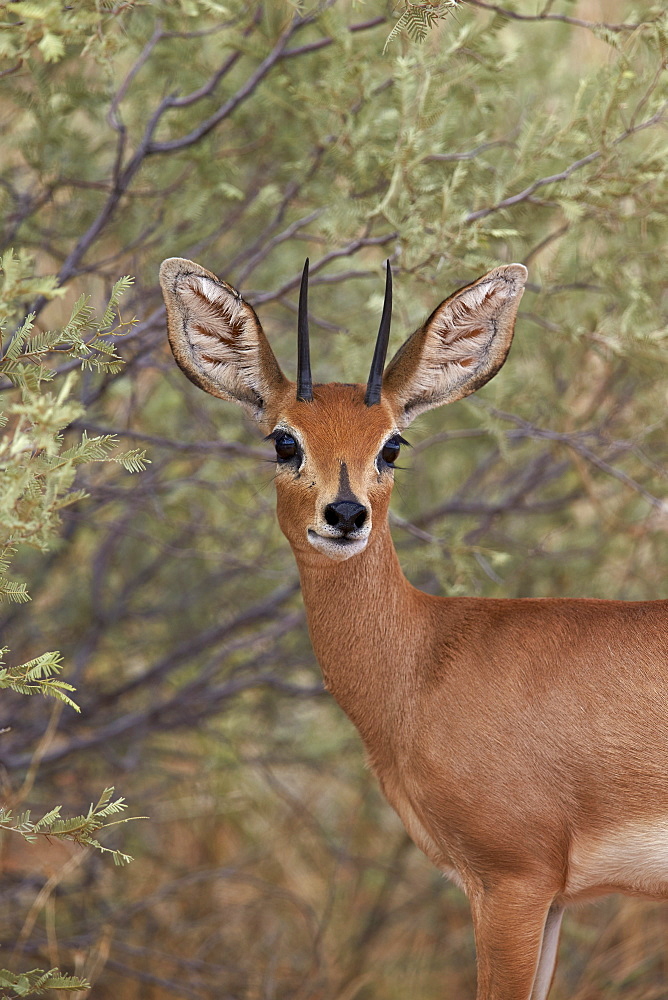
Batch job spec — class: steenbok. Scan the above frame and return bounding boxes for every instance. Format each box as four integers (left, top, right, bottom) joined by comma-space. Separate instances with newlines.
160, 256, 668, 1000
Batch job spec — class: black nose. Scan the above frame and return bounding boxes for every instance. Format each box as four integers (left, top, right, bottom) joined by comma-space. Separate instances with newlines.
324, 501, 368, 535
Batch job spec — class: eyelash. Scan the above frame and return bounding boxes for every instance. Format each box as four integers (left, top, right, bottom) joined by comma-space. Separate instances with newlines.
267, 431, 301, 464
379, 435, 410, 468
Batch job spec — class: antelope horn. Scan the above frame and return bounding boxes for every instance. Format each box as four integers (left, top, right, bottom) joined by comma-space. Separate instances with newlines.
296, 258, 313, 402
364, 260, 392, 407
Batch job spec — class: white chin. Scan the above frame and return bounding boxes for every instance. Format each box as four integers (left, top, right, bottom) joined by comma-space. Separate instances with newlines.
307, 530, 369, 562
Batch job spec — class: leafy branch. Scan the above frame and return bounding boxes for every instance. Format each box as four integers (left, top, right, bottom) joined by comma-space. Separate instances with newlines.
0, 787, 139, 866
0, 968, 90, 999
0, 649, 79, 711
466, 1, 661, 32
384, 1, 465, 51
0, 267, 136, 389
465, 101, 668, 222
0, 266, 148, 603
0, 256, 147, 989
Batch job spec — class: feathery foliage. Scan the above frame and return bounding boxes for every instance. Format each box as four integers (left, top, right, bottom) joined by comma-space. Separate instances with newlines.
0, 264, 146, 602
384, 1, 464, 50
0, 254, 145, 988
0, 649, 79, 711
0, 968, 90, 999
0, 788, 136, 866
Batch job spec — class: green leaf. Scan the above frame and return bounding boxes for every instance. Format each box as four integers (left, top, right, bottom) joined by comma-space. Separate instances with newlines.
0, 649, 80, 710
37, 31, 66, 63
0, 966, 90, 995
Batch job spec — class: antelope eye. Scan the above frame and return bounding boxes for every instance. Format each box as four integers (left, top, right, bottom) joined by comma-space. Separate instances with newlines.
381, 436, 402, 466
275, 433, 298, 462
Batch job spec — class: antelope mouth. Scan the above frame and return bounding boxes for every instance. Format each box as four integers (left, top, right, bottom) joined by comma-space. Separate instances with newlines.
307, 529, 369, 562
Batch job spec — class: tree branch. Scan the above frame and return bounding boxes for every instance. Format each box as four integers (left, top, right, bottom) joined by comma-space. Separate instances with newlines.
465, 102, 667, 222
467, 1, 659, 32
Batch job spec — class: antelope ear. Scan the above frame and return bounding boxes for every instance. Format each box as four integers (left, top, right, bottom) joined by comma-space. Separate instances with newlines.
382, 264, 527, 426
159, 257, 288, 422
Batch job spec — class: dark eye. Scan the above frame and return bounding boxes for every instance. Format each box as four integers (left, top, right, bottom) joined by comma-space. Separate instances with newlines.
381, 436, 402, 466
275, 433, 298, 462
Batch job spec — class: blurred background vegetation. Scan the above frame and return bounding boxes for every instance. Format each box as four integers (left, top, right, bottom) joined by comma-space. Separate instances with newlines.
0, 1, 667, 997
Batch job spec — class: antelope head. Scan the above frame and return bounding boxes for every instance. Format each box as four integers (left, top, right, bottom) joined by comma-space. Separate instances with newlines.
159, 258, 526, 563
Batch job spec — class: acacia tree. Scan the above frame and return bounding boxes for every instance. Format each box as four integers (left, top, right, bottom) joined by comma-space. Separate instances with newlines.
1, 2, 667, 997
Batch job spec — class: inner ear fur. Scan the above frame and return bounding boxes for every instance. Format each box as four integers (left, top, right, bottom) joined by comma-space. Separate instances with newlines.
159, 257, 288, 422
382, 264, 527, 425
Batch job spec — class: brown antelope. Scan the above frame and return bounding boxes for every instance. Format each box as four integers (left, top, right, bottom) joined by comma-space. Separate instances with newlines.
159, 255, 668, 1000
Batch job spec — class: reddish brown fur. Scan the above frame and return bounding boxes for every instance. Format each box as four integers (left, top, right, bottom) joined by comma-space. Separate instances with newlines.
268, 384, 396, 558
160, 257, 668, 1000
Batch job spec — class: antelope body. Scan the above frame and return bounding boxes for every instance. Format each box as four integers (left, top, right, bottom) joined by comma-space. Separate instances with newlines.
160, 256, 668, 1000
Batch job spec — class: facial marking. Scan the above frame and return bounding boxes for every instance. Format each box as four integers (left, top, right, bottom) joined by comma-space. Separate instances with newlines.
337, 462, 360, 505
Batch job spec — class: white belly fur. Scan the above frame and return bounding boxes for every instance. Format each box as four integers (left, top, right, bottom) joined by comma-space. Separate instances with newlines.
567, 820, 668, 900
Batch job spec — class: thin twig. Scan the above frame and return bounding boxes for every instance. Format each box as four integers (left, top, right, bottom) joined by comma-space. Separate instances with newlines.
146, 17, 307, 156
465, 102, 667, 222
282, 15, 386, 57
485, 406, 665, 510
467, 1, 658, 32
250, 234, 399, 305
423, 139, 514, 163
235, 209, 323, 287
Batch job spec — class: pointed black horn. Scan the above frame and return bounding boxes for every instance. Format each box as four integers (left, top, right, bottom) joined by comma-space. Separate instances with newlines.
364, 260, 392, 407
296, 258, 313, 402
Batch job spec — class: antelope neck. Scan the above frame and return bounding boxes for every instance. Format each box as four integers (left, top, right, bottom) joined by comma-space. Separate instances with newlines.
292, 521, 425, 741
